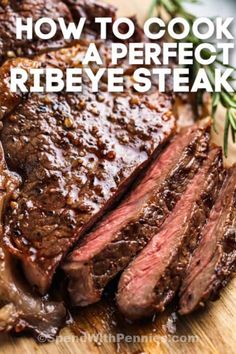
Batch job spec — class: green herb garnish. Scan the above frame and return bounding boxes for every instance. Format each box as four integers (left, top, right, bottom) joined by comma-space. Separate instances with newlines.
149, 0, 236, 156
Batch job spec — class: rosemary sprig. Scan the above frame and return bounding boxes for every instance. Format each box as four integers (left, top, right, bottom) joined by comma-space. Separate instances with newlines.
149, 0, 236, 157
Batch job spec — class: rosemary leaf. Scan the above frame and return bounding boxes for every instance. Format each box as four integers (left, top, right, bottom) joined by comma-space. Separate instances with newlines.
229, 110, 236, 130
212, 92, 220, 131
148, 0, 158, 18
221, 92, 236, 109
148, 0, 236, 156
162, 0, 177, 14
215, 60, 235, 70
224, 111, 230, 157
231, 126, 236, 143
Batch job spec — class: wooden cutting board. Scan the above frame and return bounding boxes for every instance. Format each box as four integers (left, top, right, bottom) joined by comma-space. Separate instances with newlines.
1, 1, 235, 353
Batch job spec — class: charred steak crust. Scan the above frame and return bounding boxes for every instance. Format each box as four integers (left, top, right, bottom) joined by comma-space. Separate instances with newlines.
0, 43, 175, 294
0, 0, 117, 65
62, 122, 211, 306
0, 0, 72, 64
0, 0, 145, 66
0, 144, 66, 339
179, 166, 236, 314
116, 147, 224, 320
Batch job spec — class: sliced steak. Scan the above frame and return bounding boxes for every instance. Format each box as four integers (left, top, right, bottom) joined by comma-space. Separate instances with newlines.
117, 147, 224, 320
0, 44, 175, 294
0, 144, 66, 339
179, 167, 236, 315
63, 121, 210, 306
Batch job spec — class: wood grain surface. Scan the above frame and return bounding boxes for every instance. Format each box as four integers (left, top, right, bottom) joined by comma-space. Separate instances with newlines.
0, 1, 235, 353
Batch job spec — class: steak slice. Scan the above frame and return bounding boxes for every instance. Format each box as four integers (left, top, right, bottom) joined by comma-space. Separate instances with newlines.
0, 45, 175, 294
117, 147, 224, 320
179, 167, 236, 315
63, 121, 211, 306
0, 144, 66, 339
